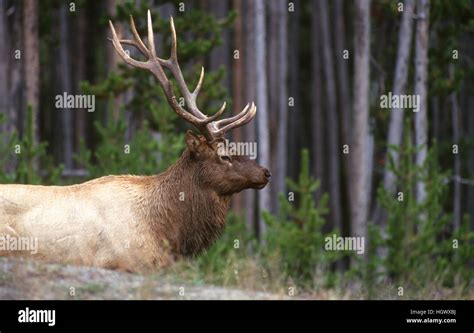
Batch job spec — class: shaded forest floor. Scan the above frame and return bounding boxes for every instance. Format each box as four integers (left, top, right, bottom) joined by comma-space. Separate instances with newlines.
0, 257, 472, 300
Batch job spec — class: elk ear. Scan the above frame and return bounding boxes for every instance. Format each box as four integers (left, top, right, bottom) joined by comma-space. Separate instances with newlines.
185, 130, 205, 156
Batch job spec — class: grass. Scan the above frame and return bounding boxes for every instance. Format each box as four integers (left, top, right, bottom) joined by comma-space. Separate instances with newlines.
0, 256, 471, 300
76, 282, 108, 296
144, 253, 473, 300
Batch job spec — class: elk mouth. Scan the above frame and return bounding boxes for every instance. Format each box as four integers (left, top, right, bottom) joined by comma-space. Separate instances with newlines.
253, 170, 271, 189
247, 177, 269, 190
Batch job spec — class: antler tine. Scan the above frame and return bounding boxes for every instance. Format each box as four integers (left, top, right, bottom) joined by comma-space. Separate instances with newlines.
169, 16, 178, 63
162, 17, 210, 120
193, 67, 205, 97
213, 103, 251, 128
219, 102, 257, 133
109, 15, 169, 66
129, 15, 149, 56
109, 20, 148, 69
107, 16, 149, 59
205, 102, 227, 122
146, 10, 157, 60
209, 103, 257, 138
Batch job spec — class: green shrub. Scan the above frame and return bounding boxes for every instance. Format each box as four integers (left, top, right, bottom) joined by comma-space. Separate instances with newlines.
375, 122, 473, 290
0, 106, 63, 185
263, 149, 341, 288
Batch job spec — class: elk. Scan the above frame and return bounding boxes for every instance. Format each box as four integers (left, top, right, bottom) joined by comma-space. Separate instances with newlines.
0, 11, 270, 272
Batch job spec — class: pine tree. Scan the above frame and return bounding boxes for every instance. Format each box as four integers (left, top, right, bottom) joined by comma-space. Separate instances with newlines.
263, 149, 340, 287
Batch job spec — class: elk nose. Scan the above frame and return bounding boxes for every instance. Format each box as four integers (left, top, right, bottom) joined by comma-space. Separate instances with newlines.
264, 169, 272, 181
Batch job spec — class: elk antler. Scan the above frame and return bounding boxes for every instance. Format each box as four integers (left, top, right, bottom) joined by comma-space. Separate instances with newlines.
109, 10, 256, 141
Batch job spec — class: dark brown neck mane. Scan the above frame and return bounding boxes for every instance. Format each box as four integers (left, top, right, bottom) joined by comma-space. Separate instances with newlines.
144, 149, 231, 257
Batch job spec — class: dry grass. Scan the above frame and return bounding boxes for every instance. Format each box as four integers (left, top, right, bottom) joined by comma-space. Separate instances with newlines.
0, 257, 471, 300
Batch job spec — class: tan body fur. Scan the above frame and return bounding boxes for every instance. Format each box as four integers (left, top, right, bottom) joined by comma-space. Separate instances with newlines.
0, 149, 231, 272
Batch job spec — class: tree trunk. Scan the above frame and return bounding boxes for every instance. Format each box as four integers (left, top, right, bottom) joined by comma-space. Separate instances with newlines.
243, 0, 257, 234
383, 0, 415, 194
0, 0, 9, 137
9, 3, 22, 139
414, 0, 430, 205
268, 0, 288, 205
334, 0, 352, 205
311, 0, 324, 200
74, 7, 87, 157
467, 96, 474, 230
287, 0, 301, 181
276, 0, 288, 201
450, 64, 461, 231
255, 0, 271, 236
351, 0, 371, 248
267, 1, 278, 205
334, 0, 354, 232
317, 0, 342, 232
106, 0, 123, 122
432, 96, 439, 141
231, 0, 244, 212
23, 0, 40, 145
209, 0, 230, 90
59, 3, 74, 169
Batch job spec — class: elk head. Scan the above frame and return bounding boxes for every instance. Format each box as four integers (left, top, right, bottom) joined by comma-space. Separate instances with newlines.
109, 11, 271, 195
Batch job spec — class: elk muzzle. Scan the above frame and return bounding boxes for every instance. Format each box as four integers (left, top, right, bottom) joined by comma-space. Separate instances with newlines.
252, 167, 271, 189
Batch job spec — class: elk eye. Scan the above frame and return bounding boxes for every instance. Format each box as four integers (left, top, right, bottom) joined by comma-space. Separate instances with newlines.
220, 155, 231, 162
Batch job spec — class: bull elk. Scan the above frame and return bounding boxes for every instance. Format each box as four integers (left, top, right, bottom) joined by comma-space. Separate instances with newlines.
0, 11, 270, 272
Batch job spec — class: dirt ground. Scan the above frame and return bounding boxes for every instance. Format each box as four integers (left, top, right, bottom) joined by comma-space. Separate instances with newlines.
0, 257, 293, 300
1, 257, 472, 300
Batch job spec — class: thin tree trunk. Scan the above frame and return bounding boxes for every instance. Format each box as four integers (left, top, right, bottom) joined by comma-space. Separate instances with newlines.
243, 0, 257, 234
288, 0, 301, 181
255, 0, 271, 236
372, 0, 415, 225
106, 0, 123, 122
432, 96, 439, 140
467, 96, 474, 230
317, 0, 342, 232
276, 0, 288, 200
334, 0, 353, 232
334, 0, 352, 197
74, 8, 87, 158
0, 0, 9, 135
383, 0, 415, 194
9, 4, 22, 139
0, 0, 18, 174
59, 3, 74, 169
268, 0, 279, 204
231, 0, 244, 212
23, 0, 40, 145
352, 0, 371, 249
311, 0, 324, 199
268, 0, 288, 203
450, 64, 461, 231
414, 0, 430, 205
209, 0, 230, 90
465, 32, 474, 231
